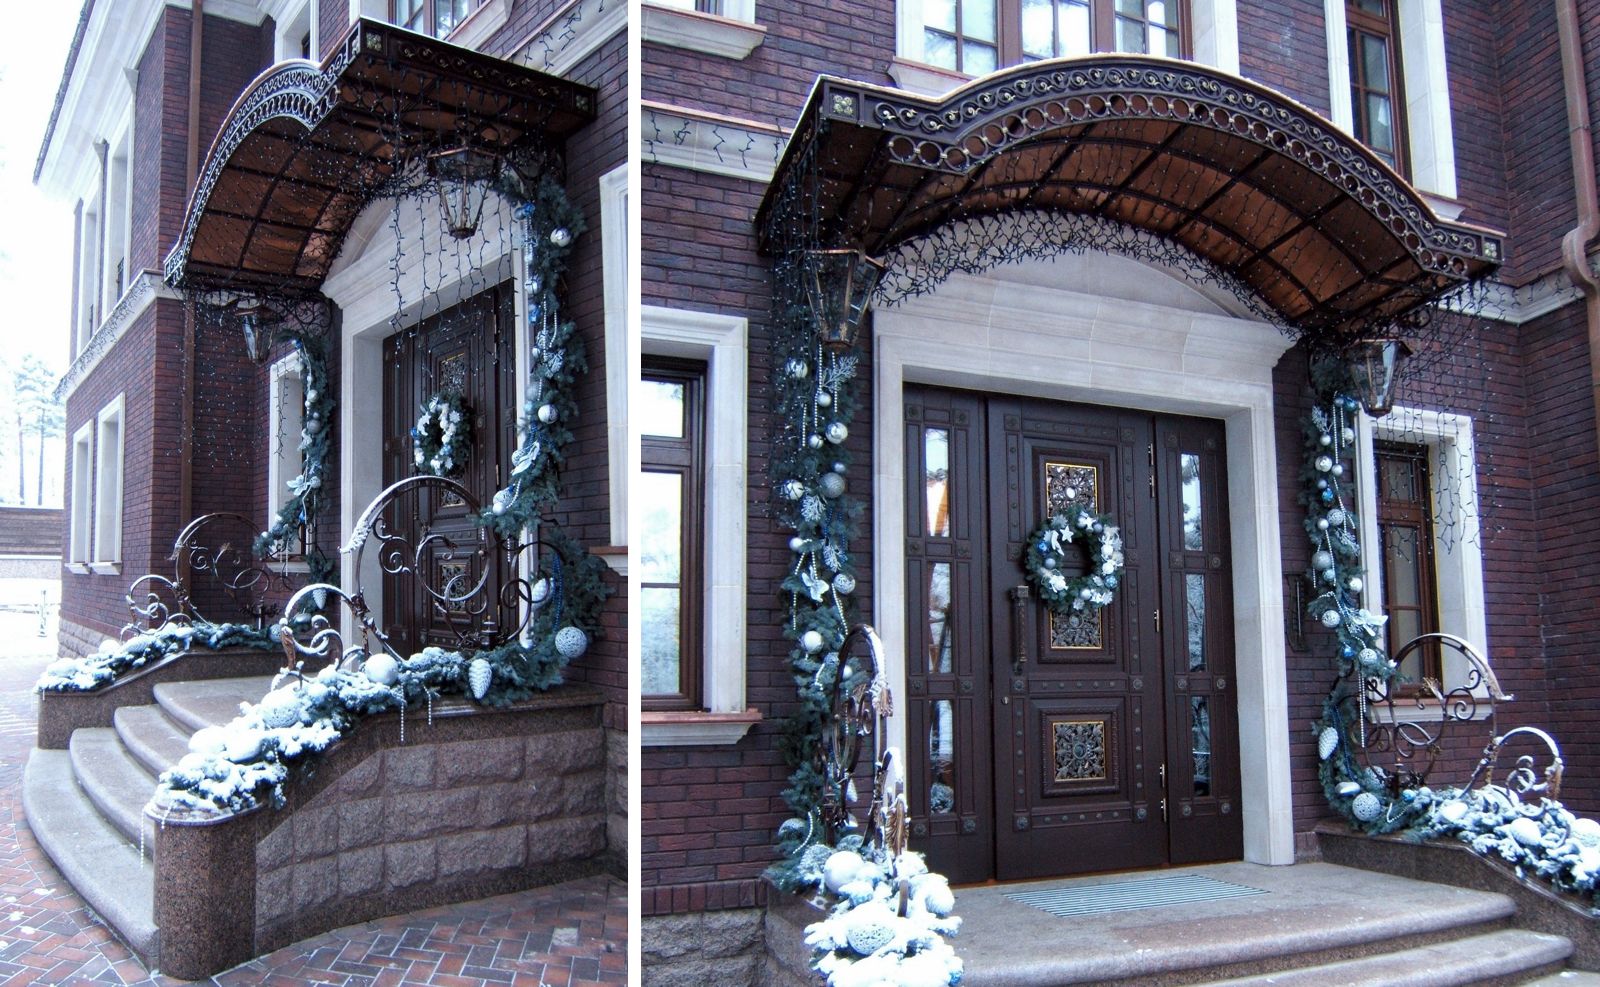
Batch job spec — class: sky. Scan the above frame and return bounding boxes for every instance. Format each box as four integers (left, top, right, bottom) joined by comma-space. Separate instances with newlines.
0, 1, 87, 505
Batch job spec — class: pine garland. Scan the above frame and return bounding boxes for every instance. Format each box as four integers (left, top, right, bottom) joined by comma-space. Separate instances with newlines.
253, 331, 336, 584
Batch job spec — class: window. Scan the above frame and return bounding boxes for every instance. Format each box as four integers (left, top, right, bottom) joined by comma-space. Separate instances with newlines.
392, 0, 480, 37
92, 397, 125, 566
102, 130, 132, 311
273, 0, 315, 61
268, 353, 306, 553
1346, 0, 1405, 173
641, 359, 705, 711
599, 164, 629, 549
76, 202, 101, 353
1374, 441, 1437, 686
69, 424, 92, 568
919, 0, 1186, 73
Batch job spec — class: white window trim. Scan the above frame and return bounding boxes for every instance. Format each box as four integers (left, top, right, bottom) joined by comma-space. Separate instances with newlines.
91, 394, 126, 571
267, 0, 317, 61
266, 352, 312, 572
1324, 0, 1458, 201
641, 0, 765, 60
68, 422, 93, 572
640, 305, 758, 746
100, 110, 134, 323
600, 164, 629, 561
1353, 405, 1489, 719
891, 0, 1238, 96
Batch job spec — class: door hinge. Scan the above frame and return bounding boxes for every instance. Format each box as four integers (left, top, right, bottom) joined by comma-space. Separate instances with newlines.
1159, 762, 1167, 788
1160, 797, 1168, 823
1148, 443, 1155, 466
1149, 473, 1156, 498
1153, 609, 1161, 634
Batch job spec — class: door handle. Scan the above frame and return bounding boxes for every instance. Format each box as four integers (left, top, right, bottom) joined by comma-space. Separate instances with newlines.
1009, 585, 1030, 675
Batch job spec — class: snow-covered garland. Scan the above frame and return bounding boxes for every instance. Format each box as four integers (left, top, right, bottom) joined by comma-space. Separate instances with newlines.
411, 390, 472, 477
1023, 500, 1124, 618
36, 622, 280, 692
1303, 361, 1600, 905
254, 331, 336, 584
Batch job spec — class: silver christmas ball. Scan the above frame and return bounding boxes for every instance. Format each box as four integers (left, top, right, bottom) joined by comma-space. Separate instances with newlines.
1316, 518, 1330, 531
782, 480, 805, 500
785, 358, 809, 380
789, 536, 807, 552
537, 404, 558, 424
1351, 791, 1383, 822
819, 472, 846, 499
1322, 568, 1338, 584
1341, 427, 1356, 443
258, 688, 303, 729
1312, 550, 1334, 571
800, 630, 824, 653
1319, 434, 1332, 446
1357, 648, 1380, 667
1327, 509, 1347, 526
1043, 556, 1058, 569
833, 573, 856, 595
530, 577, 552, 604
1331, 463, 1344, 477
1320, 609, 1342, 628
816, 392, 832, 407
554, 626, 589, 659
550, 227, 573, 247
808, 434, 823, 449
1315, 455, 1334, 472
1347, 576, 1363, 593
825, 422, 849, 444
832, 462, 846, 474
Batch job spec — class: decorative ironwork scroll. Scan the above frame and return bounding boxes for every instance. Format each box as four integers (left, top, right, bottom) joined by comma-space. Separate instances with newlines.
815, 625, 898, 849
124, 512, 305, 636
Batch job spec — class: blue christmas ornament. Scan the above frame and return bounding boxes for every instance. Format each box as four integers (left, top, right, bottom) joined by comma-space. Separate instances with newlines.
1105, 575, 1118, 588
1320, 489, 1334, 503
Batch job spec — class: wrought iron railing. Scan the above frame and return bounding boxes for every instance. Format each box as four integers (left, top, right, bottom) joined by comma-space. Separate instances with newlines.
123, 511, 305, 636
276, 474, 550, 672
815, 624, 907, 858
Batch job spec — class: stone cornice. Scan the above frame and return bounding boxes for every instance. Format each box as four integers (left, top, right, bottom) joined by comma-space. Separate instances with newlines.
640, 101, 788, 183
54, 271, 177, 403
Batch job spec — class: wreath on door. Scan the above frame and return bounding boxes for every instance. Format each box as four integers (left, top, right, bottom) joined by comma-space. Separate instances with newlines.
1024, 501, 1125, 616
412, 390, 473, 478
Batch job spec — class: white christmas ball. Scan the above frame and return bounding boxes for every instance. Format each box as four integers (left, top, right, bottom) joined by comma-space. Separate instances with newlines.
808, 434, 823, 450
258, 687, 304, 729
1331, 463, 1345, 477
224, 728, 266, 763
825, 422, 849, 444
188, 725, 230, 756
554, 626, 589, 660
1315, 455, 1334, 472
537, 403, 558, 424
1327, 509, 1347, 526
1571, 817, 1600, 848
1312, 550, 1334, 571
833, 573, 856, 595
1317, 518, 1329, 531
819, 472, 846, 499
816, 391, 832, 407
1347, 576, 1364, 593
530, 577, 552, 604
1357, 648, 1380, 667
1507, 817, 1544, 847
800, 630, 824, 653
1320, 609, 1342, 628
1318, 726, 1339, 760
822, 850, 865, 893
1341, 427, 1356, 443
843, 903, 897, 956
789, 536, 807, 552
1351, 791, 1383, 822
549, 227, 573, 247
782, 480, 805, 500
1336, 781, 1362, 797
364, 653, 401, 686
785, 357, 809, 380
1319, 433, 1332, 446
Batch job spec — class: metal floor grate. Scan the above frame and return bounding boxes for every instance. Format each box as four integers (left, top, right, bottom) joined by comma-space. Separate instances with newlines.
1005, 873, 1268, 918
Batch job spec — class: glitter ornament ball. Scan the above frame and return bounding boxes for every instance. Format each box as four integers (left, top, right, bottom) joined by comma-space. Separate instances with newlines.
530, 577, 552, 604
820, 472, 846, 498
833, 573, 856, 595
550, 227, 573, 247
1327, 509, 1347, 526
1312, 550, 1334, 571
801, 630, 824, 653
1352, 792, 1383, 822
555, 626, 589, 660
1357, 648, 1380, 667
825, 422, 849, 444
1320, 609, 1342, 628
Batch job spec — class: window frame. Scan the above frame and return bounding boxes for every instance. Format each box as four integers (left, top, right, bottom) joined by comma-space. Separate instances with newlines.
1373, 439, 1440, 688
390, 0, 482, 38
916, 0, 1190, 74
91, 395, 125, 569
640, 357, 707, 713
1345, 0, 1408, 176
68, 423, 93, 570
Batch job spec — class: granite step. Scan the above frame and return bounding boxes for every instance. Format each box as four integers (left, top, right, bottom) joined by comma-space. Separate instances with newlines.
1519, 973, 1600, 986
114, 702, 194, 776
1201, 928, 1573, 986
69, 727, 158, 851
153, 675, 276, 733
22, 748, 158, 965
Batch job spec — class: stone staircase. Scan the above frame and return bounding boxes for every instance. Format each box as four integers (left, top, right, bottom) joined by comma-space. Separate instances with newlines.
22, 675, 276, 966
763, 861, 1599, 987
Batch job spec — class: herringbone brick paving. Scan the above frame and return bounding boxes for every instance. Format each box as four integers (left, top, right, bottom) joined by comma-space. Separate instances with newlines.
0, 614, 626, 986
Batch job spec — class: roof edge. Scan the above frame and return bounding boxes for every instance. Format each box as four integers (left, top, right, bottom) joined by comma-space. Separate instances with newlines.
33, 0, 96, 184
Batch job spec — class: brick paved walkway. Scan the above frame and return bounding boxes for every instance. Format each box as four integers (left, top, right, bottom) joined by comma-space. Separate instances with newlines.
0, 614, 627, 986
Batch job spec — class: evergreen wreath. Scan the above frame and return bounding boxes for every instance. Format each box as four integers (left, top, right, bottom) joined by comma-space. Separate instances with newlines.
1023, 502, 1124, 617
411, 390, 472, 478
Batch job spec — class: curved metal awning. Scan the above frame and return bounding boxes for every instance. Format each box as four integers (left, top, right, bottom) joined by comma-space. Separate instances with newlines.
756, 57, 1502, 333
164, 18, 595, 296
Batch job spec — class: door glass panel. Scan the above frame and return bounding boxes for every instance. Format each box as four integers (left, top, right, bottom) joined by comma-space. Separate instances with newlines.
1392, 609, 1423, 680
641, 586, 682, 695
928, 562, 954, 674
1185, 573, 1206, 671
1180, 452, 1202, 550
925, 427, 951, 537
1191, 697, 1211, 796
929, 699, 956, 814
1045, 461, 1102, 649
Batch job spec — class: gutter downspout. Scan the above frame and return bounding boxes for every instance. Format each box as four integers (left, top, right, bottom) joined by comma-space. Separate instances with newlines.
179, 0, 203, 529
1556, 0, 1600, 467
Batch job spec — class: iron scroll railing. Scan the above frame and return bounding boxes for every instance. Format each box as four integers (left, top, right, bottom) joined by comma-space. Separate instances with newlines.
816, 624, 909, 860
123, 511, 305, 636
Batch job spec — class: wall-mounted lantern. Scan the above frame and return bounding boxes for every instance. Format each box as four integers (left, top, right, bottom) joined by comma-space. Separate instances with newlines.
427, 143, 501, 240
803, 247, 887, 350
1345, 337, 1413, 417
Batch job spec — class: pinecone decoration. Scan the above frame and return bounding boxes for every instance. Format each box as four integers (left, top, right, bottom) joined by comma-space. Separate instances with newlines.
468, 657, 492, 701
1318, 726, 1339, 761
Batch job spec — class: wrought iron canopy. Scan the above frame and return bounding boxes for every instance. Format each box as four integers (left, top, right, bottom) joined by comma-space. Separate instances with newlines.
757, 57, 1504, 333
163, 18, 595, 296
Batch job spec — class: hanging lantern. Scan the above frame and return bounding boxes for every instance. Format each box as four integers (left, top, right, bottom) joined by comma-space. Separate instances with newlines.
802, 247, 886, 350
235, 299, 277, 365
1345, 338, 1414, 417
427, 142, 501, 240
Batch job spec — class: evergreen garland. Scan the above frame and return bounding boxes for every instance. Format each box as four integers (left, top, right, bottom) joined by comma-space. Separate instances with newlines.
253, 331, 336, 584
36, 622, 280, 692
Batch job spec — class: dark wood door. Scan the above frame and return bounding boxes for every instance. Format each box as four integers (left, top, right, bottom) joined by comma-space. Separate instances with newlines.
381, 282, 517, 653
904, 386, 1242, 882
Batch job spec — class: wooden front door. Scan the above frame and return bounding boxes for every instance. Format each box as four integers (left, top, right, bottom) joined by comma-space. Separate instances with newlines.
905, 386, 1242, 883
380, 282, 517, 653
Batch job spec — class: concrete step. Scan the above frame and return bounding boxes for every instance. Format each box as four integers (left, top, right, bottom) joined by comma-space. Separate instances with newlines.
1519, 973, 1600, 986
153, 675, 275, 733
69, 728, 157, 850
114, 702, 194, 776
1202, 928, 1573, 986
22, 748, 158, 965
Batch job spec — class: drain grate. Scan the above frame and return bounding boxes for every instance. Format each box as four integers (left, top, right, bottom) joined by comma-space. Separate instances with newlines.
1005, 873, 1267, 918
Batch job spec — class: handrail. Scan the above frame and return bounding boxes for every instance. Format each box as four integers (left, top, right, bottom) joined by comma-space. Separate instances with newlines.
123, 511, 305, 637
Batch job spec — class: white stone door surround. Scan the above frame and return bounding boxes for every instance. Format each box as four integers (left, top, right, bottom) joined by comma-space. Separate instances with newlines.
872, 252, 1299, 866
